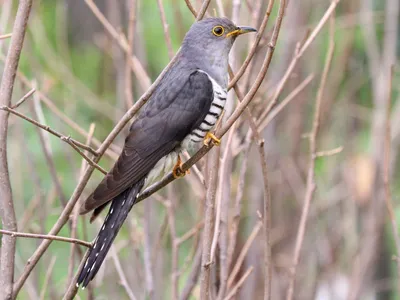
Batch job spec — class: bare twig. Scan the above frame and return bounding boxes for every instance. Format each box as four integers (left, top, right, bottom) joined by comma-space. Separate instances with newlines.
0, 33, 12, 40
224, 267, 254, 300
1, 105, 106, 175
83, 0, 151, 91
383, 66, 400, 291
228, 0, 275, 88
11, 87, 35, 109
0, 1, 32, 298
124, 0, 136, 108
66, 123, 96, 288
179, 243, 203, 300
227, 221, 262, 287
200, 147, 220, 299
258, 74, 314, 131
257, 0, 340, 126
286, 8, 336, 300
0, 229, 92, 248
110, 246, 138, 300
39, 256, 56, 300
156, 0, 174, 59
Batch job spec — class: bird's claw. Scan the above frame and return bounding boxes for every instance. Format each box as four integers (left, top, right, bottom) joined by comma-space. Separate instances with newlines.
172, 155, 190, 179
203, 132, 221, 147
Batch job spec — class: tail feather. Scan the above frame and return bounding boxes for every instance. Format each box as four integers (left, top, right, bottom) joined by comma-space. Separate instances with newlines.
76, 179, 144, 288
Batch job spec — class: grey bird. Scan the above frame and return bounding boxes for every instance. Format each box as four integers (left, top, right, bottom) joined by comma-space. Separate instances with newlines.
76, 17, 256, 288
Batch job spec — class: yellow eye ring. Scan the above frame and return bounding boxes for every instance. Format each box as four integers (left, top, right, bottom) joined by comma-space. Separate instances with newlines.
212, 26, 224, 36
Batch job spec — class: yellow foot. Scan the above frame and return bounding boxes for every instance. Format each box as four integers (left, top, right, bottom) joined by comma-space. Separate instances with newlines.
203, 132, 221, 147
172, 155, 190, 179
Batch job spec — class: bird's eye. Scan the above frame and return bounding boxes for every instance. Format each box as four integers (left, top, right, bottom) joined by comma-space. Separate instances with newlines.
212, 26, 224, 36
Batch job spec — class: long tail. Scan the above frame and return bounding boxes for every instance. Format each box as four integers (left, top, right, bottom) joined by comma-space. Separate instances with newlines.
76, 179, 144, 288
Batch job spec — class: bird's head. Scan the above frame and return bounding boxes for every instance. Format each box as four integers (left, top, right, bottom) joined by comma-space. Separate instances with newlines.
182, 17, 257, 56
181, 17, 256, 85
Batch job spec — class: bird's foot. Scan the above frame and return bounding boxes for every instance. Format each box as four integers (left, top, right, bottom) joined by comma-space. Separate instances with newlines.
203, 132, 221, 147
172, 155, 189, 179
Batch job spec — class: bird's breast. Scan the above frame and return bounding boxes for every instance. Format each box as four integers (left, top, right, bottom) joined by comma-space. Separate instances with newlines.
183, 71, 227, 150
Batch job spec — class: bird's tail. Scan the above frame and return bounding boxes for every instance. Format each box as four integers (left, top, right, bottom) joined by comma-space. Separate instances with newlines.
76, 179, 144, 288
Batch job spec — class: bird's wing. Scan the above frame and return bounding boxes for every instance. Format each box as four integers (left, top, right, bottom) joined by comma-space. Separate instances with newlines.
80, 70, 213, 214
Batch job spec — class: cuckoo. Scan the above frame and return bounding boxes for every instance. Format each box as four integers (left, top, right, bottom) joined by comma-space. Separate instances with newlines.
76, 17, 256, 288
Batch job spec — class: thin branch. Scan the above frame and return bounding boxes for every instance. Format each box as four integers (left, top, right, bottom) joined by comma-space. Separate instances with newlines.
39, 256, 56, 300
184, 0, 198, 17
258, 74, 314, 131
156, 0, 174, 59
224, 267, 254, 300
124, 0, 136, 108
0, 229, 92, 248
286, 8, 336, 300
179, 243, 203, 300
315, 146, 343, 157
200, 147, 220, 299
228, 0, 275, 88
110, 246, 138, 300
257, 0, 340, 127
0, 106, 106, 174
383, 66, 400, 291
83, 0, 151, 91
66, 123, 96, 288
11, 87, 35, 109
0, 1, 32, 298
227, 221, 262, 287
0, 33, 12, 40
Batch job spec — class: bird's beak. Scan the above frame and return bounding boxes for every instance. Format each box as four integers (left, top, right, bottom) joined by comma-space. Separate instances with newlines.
226, 26, 257, 38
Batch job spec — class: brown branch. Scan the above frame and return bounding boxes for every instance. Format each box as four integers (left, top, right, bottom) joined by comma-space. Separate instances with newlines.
83, 0, 151, 91
258, 74, 314, 131
228, 0, 275, 88
224, 267, 254, 300
0, 105, 106, 175
200, 147, 220, 299
110, 246, 138, 300
66, 123, 96, 288
124, 0, 137, 108
39, 256, 56, 300
257, 0, 340, 128
0, 33, 12, 40
383, 66, 400, 291
11, 87, 35, 109
184, 0, 198, 17
0, 229, 92, 248
179, 243, 203, 300
286, 7, 336, 299
156, 0, 174, 59
0, 1, 32, 298
30, 94, 68, 207
227, 221, 262, 287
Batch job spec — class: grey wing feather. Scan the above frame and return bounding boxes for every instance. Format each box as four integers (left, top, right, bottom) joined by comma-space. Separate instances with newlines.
80, 70, 213, 215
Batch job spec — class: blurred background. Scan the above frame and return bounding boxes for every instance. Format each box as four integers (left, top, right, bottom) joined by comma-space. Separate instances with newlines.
1, 0, 400, 299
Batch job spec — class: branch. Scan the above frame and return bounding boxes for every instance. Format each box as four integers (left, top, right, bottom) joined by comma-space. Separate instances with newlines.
0, 0, 32, 298
383, 66, 400, 292
0, 33, 12, 40
0, 229, 92, 248
286, 6, 336, 299
224, 267, 254, 300
199, 147, 220, 299
0, 105, 106, 174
